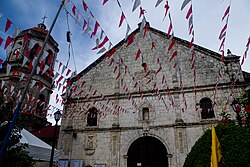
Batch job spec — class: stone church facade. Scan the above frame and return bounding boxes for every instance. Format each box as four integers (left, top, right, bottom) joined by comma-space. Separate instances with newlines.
59, 24, 248, 167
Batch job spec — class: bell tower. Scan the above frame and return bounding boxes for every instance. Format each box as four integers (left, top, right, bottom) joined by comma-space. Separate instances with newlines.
0, 22, 59, 131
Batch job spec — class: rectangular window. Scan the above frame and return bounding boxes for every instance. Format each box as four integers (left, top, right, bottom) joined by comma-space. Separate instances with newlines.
142, 107, 149, 120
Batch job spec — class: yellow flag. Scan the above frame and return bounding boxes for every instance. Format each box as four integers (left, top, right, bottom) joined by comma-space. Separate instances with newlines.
210, 124, 222, 167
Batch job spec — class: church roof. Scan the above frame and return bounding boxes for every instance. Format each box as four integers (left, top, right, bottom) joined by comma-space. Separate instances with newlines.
71, 24, 240, 82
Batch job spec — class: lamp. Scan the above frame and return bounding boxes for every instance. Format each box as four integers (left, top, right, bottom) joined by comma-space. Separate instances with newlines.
231, 99, 242, 127
49, 110, 62, 167
54, 110, 62, 122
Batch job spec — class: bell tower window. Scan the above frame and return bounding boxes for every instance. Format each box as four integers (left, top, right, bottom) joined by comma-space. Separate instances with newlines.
29, 43, 39, 61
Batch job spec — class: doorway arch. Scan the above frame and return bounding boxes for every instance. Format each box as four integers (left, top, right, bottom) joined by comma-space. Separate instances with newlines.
127, 136, 168, 167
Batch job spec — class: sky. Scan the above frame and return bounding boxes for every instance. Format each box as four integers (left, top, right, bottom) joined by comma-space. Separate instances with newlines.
0, 0, 249, 123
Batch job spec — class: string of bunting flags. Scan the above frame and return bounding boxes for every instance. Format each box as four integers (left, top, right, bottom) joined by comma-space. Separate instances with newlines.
213, 0, 232, 107
222, 37, 250, 111
180, 0, 197, 112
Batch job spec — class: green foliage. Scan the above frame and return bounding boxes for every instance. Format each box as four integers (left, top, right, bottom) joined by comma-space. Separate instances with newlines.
0, 94, 34, 167
183, 123, 250, 167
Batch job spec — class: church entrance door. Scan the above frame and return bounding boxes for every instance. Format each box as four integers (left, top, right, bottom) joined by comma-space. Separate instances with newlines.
127, 136, 168, 167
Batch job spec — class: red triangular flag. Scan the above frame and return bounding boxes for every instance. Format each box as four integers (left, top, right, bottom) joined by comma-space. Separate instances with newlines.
0, 37, 3, 46
139, 7, 144, 18
135, 49, 141, 60
151, 42, 155, 50
23, 34, 28, 46
169, 50, 177, 62
82, 0, 88, 11
4, 36, 13, 50
92, 36, 109, 50
167, 22, 172, 38
127, 33, 134, 47
119, 12, 125, 27
219, 24, 227, 39
222, 6, 230, 21
72, 5, 76, 15
164, 3, 170, 19
103, 0, 108, 5
143, 23, 149, 38
189, 37, 194, 48
66, 69, 71, 76
109, 58, 114, 66
168, 39, 175, 52
156, 66, 162, 75
5, 19, 12, 32
91, 21, 99, 38
82, 20, 87, 30
185, 5, 192, 19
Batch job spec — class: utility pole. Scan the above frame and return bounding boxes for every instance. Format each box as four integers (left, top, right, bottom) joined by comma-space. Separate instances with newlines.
0, 0, 66, 161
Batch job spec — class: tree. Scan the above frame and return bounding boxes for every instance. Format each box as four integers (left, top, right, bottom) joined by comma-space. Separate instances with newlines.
0, 94, 34, 167
184, 88, 250, 167
184, 122, 250, 167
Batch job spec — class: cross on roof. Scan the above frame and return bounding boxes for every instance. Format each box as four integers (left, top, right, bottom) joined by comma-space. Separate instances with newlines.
41, 12, 47, 24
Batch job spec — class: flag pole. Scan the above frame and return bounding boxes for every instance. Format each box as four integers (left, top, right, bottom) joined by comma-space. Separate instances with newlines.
0, 0, 65, 161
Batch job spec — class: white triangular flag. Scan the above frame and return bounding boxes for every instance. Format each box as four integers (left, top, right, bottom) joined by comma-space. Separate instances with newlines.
40, 101, 45, 107
10, 85, 15, 93
155, 0, 163, 7
76, 12, 82, 23
0, 12, 3, 18
19, 73, 25, 81
40, 85, 46, 93
58, 83, 62, 91
22, 56, 28, 67
12, 27, 20, 38
188, 15, 193, 28
40, 51, 49, 62
3, 87, 7, 94
53, 72, 60, 81
181, 0, 191, 10
140, 16, 146, 31
30, 80, 36, 88
42, 65, 49, 74
32, 57, 37, 66
29, 40, 37, 49
132, 0, 141, 12
83, 26, 91, 36
31, 96, 35, 102
1, 80, 5, 89
108, 42, 112, 51
97, 47, 106, 54
36, 67, 40, 74
6, 64, 11, 76
125, 24, 131, 40
61, 65, 66, 75
100, 29, 104, 40
17, 90, 21, 97
95, 38, 100, 48
64, 0, 70, 7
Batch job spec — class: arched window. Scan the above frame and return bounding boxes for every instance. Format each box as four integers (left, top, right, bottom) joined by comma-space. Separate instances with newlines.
200, 98, 215, 119
29, 43, 39, 61
37, 94, 45, 116
87, 107, 98, 126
